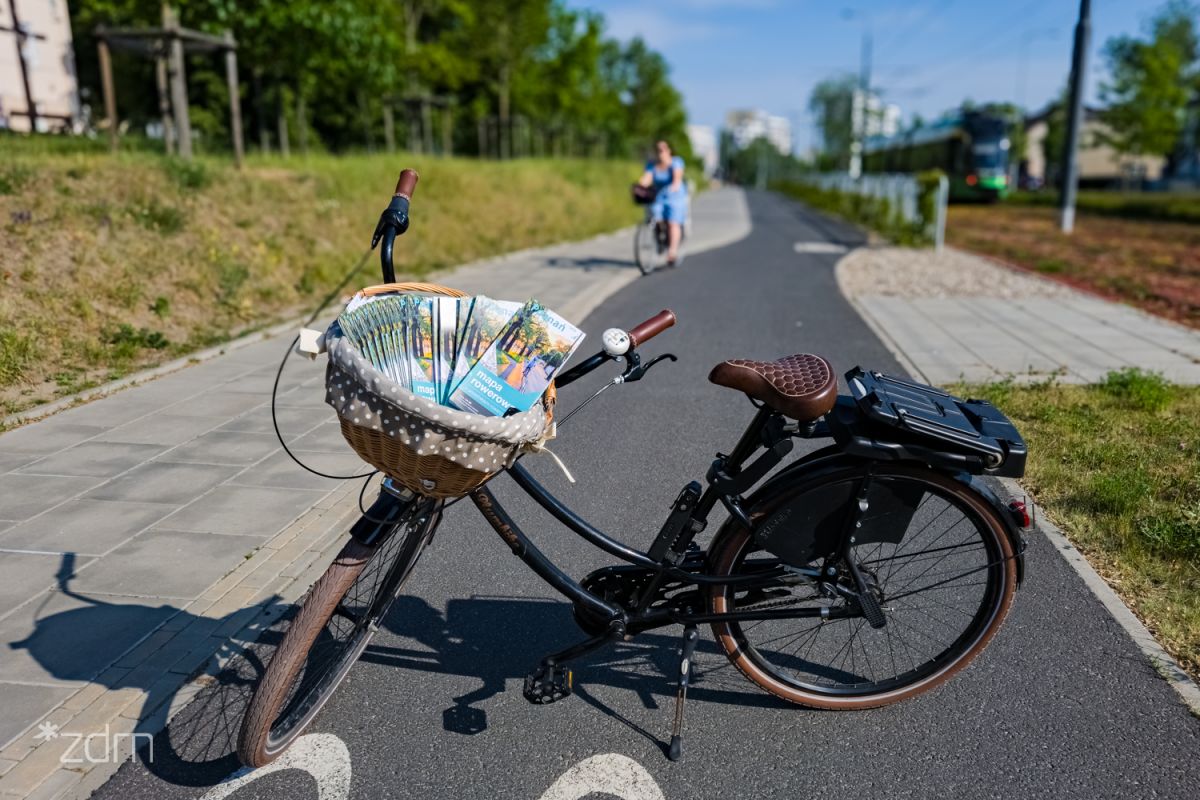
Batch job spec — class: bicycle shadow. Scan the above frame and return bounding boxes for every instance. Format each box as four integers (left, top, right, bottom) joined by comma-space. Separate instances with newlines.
362, 594, 787, 750
8, 552, 292, 788
540, 255, 639, 271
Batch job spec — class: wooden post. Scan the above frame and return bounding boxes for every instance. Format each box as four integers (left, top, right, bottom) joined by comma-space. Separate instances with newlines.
252, 69, 268, 153
163, 5, 193, 159
382, 103, 395, 153
421, 96, 433, 155
96, 34, 118, 153
357, 90, 374, 153
442, 104, 453, 157
296, 91, 309, 156
154, 46, 175, 154
223, 30, 243, 168
276, 99, 290, 158
477, 116, 485, 158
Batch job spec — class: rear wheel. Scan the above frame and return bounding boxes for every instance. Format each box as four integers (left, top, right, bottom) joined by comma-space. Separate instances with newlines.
708, 465, 1017, 709
238, 496, 440, 766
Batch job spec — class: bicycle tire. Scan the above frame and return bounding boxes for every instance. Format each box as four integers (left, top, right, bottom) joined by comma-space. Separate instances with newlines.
708, 463, 1017, 709
237, 499, 439, 766
634, 222, 657, 275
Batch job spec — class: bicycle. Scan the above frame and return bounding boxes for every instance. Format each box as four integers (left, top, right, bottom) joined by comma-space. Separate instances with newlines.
632, 184, 688, 275
238, 168, 1031, 766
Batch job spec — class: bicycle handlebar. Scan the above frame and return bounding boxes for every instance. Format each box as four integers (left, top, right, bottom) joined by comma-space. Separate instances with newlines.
627, 309, 676, 348
394, 168, 419, 199
374, 168, 420, 283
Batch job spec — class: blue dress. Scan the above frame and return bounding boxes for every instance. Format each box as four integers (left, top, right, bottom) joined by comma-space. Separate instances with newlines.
646, 156, 689, 223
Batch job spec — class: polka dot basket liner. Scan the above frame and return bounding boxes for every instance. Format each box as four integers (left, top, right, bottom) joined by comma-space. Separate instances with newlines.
325, 282, 555, 498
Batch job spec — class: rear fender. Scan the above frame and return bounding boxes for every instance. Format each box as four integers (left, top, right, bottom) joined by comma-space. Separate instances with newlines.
706, 448, 1026, 586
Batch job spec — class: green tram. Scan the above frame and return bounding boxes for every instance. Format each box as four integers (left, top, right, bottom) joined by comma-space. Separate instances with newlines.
863, 111, 1011, 201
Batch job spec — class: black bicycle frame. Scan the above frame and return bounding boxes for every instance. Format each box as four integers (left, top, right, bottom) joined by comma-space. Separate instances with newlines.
465, 386, 838, 633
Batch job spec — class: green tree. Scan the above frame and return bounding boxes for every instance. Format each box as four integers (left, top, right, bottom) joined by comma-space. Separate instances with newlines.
808, 74, 856, 170
1099, 0, 1200, 159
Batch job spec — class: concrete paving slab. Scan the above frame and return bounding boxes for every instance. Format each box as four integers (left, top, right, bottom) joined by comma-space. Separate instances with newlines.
164, 431, 280, 466
0, 591, 177, 685
83, 462, 240, 505
162, 391, 265, 419
217, 402, 332, 435
0, 424, 106, 457
152, 485, 328, 537
0, 452, 36, 475
15, 441, 168, 479
0, 553, 94, 615
93, 414, 226, 447
0, 500, 175, 556
287, 422, 350, 453
230, 450, 367, 490
70, 530, 262, 600
46, 397, 161, 430
0, 475, 103, 522
0, 684, 75, 751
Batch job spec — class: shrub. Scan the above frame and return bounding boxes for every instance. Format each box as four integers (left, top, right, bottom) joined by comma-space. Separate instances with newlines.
127, 199, 186, 234
162, 157, 211, 190
1099, 368, 1171, 412
772, 170, 945, 247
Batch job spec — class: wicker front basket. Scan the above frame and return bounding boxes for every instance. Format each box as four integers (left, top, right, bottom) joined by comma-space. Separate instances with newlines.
334, 281, 555, 499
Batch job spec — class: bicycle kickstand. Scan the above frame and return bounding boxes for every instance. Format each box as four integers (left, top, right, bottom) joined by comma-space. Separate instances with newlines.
667, 624, 700, 761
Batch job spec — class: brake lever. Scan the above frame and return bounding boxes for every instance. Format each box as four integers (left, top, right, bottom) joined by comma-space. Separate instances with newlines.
618, 351, 678, 383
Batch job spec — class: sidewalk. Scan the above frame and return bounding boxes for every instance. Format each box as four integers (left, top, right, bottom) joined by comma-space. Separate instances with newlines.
0, 188, 751, 800
837, 246, 1200, 385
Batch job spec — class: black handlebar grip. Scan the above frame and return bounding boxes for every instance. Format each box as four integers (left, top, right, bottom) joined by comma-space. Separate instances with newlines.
394, 168, 419, 199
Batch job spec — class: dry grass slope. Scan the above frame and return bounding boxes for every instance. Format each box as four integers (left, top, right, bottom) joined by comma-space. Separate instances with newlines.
0, 153, 640, 416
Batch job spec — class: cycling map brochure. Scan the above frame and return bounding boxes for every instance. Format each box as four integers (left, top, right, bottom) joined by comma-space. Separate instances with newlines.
337, 291, 584, 417
447, 300, 585, 417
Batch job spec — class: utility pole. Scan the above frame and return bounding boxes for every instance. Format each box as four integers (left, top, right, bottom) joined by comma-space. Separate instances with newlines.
845, 9, 872, 178
1059, 0, 1091, 234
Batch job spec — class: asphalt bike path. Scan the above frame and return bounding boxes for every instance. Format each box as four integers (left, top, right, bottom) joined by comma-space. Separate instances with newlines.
96, 191, 1200, 800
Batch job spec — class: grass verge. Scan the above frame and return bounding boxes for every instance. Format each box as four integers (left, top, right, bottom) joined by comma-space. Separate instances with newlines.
947, 203, 1200, 328
0, 150, 642, 418
961, 370, 1200, 681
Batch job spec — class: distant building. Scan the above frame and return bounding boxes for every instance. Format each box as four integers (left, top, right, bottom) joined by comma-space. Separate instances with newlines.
686, 124, 718, 177
862, 92, 900, 139
724, 109, 792, 155
0, 0, 80, 132
1024, 104, 1165, 188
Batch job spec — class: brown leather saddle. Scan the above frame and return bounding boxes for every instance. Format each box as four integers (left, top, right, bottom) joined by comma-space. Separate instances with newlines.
708, 354, 837, 422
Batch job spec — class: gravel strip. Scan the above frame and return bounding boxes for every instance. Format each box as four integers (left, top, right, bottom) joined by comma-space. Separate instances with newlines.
837, 245, 1081, 300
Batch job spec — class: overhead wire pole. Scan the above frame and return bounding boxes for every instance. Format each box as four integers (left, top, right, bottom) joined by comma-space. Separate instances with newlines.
844, 8, 872, 178
1059, 0, 1091, 234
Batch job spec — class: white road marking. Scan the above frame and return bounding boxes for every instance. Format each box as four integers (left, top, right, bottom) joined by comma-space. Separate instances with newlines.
200, 734, 352, 800
537, 753, 665, 800
794, 242, 848, 254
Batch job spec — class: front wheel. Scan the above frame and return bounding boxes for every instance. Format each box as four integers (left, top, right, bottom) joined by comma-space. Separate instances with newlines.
238, 496, 440, 766
634, 221, 659, 275
708, 464, 1017, 709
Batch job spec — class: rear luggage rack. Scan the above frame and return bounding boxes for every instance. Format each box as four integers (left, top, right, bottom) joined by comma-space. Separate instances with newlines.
831, 368, 1027, 478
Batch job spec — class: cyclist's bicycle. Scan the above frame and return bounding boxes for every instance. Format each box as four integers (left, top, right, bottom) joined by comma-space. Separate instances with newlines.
238, 169, 1031, 766
632, 183, 688, 275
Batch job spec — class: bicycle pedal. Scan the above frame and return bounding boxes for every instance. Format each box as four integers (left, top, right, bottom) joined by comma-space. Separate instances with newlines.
522, 665, 573, 705
858, 590, 887, 629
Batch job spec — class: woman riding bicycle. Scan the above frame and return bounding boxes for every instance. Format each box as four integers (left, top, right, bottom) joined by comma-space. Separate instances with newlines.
637, 140, 689, 266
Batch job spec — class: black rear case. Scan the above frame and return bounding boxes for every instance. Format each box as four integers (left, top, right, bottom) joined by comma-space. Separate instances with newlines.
835, 368, 1027, 478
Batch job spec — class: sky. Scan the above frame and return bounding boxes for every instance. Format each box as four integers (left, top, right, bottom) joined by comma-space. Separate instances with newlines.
571, 0, 1169, 154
